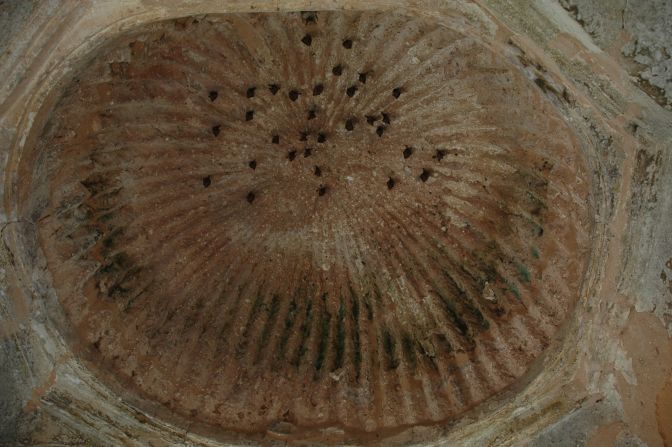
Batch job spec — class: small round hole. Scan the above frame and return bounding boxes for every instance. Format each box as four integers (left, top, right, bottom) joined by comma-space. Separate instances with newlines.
382, 112, 391, 124
246, 192, 256, 204
289, 90, 300, 101
358, 72, 367, 84
342, 39, 353, 49
376, 126, 385, 137
272, 135, 280, 144
308, 109, 317, 120
212, 125, 221, 136
208, 90, 218, 101
302, 11, 317, 24
313, 84, 324, 96
435, 149, 447, 161
203, 176, 212, 187
387, 177, 395, 190
301, 34, 312, 46
346, 86, 357, 97
249, 160, 257, 170
392, 87, 402, 99
420, 168, 430, 182
332, 65, 343, 76
365, 115, 377, 126
403, 146, 413, 159
246, 110, 254, 121
318, 185, 328, 196
303, 148, 312, 157
246, 87, 256, 98
317, 133, 327, 143
345, 119, 355, 131
269, 84, 280, 95
314, 166, 322, 177
288, 150, 297, 161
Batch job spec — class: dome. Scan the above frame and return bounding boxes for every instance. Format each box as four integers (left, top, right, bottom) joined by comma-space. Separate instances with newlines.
15, 8, 596, 445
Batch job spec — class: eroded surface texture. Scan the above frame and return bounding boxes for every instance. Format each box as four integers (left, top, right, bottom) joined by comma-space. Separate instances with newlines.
560, 0, 672, 109
20, 11, 591, 440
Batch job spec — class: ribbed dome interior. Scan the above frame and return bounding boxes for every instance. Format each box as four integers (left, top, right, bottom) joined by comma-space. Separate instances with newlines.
24, 10, 592, 442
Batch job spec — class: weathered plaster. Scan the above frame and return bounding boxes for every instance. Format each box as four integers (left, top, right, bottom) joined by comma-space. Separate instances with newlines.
1, 1, 670, 446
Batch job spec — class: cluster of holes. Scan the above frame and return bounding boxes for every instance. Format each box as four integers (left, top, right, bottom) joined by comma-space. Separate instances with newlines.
202, 144, 443, 192
365, 112, 390, 139
210, 75, 400, 143
202, 18, 418, 200
383, 147, 439, 190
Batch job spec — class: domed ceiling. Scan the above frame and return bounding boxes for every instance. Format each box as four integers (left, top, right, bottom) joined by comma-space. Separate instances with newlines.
21, 10, 592, 443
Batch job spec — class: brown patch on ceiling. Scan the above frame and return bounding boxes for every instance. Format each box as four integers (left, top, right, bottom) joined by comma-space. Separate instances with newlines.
20, 10, 592, 443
